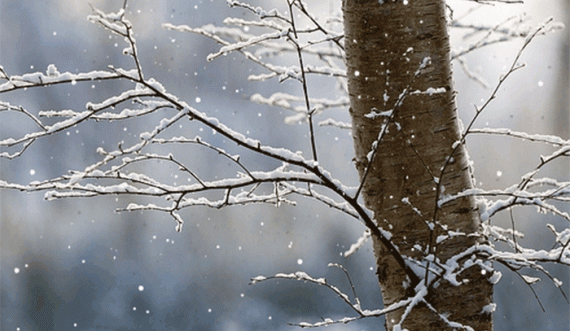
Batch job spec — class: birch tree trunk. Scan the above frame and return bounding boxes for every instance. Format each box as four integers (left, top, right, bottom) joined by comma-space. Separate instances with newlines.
343, 1, 494, 330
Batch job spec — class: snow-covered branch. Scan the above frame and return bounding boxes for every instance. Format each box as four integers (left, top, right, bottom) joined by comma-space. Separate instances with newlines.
469, 127, 570, 146
250, 266, 419, 328
0, 65, 133, 93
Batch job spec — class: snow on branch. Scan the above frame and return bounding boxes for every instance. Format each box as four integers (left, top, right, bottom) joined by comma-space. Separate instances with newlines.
250, 92, 349, 124
248, 257, 485, 329
87, 7, 128, 36
279, 182, 359, 219
226, 0, 289, 21
440, 183, 570, 223
250, 265, 419, 328
318, 118, 352, 130
417, 237, 569, 315
469, 127, 570, 146
470, 242, 568, 298
163, 21, 345, 82
0, 65, 135, 93
0, 101, 46, 131
39, 99, 175, 121
450, 13, 563, 88
451, 14, 531, 60
163, 23, 300, 83
343, 229, 370, 257
435, 189, 570, 301
222, 16, 286, 31
164, 0, 346, 92
207, 28, 290, 61
0, 86, 155, 158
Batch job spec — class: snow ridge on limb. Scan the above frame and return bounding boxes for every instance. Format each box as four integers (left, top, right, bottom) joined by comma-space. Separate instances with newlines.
469, 127, 570, 146
250, 93, 349, 124
0, 84, 151, 159
343, 229, 370, 257
163, 23, 299, 83
250, 265, 415, 328
0, 66, 133, 93
251, 264, 477, 330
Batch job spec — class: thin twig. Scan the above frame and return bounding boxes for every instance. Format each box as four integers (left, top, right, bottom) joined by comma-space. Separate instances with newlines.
287, 0, 318, 162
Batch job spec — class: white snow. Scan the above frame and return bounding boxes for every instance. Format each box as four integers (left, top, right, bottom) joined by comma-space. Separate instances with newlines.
46, 64, 60, 76
344, 230, 371, 257
0, 68, 136, 93
410, 87, 446, 96
207, 29, 287, 61
481, 303, 496, 314
365, 109, 392, 119
489, 271, 502, 285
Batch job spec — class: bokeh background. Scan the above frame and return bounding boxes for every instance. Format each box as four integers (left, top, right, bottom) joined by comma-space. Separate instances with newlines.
1, 0, 569, 330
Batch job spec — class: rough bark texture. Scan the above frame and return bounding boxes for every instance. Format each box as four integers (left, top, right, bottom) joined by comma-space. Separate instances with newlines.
343, 1, 494, 330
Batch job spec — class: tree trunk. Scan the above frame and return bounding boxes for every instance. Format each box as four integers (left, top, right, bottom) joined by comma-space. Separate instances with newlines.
343, 1, 494, 330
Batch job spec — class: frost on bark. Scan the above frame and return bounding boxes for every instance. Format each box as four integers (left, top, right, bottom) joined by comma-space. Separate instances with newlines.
343, 1, 494, 330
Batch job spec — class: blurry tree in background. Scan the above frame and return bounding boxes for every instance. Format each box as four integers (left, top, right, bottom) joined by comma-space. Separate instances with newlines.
1, 0, 569, 330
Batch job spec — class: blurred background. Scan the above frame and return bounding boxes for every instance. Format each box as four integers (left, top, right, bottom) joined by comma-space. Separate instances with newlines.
1, 0, 568, 330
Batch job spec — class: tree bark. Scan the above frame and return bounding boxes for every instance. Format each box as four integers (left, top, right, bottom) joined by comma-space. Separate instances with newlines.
343, 1, 494, 330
